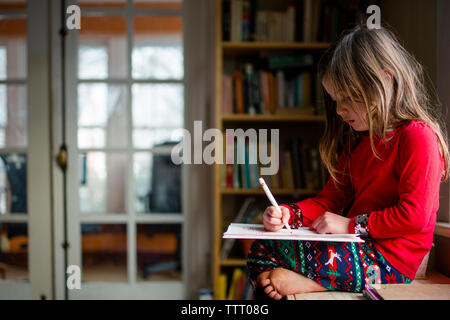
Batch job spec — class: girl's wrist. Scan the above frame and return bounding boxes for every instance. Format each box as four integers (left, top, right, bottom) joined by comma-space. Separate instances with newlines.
281, 203, 303, 229
351, 213, 371, 237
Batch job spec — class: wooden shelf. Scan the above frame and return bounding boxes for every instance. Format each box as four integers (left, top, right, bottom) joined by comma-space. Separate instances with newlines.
220, 258, 247, 267
213, 0, 329, 300
222, 113, 326, 123
221, 188, 319, 196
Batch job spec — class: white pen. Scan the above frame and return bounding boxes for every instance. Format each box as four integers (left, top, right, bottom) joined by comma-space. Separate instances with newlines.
259, 177, 292, 233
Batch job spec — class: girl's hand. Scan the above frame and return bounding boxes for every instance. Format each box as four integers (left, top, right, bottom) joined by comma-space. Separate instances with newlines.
263, 206, 290, 232
310, 211, 350, 234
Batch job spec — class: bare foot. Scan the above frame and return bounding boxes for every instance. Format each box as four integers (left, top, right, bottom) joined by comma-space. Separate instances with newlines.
256, 271, 283, 300
258, 268, 326, 300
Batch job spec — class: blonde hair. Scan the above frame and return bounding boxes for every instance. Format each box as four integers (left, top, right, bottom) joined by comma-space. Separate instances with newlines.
318, 25, 449, 189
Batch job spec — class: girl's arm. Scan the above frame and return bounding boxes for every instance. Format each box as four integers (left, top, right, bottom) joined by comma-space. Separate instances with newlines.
281, 145, 355, 228
349, 123, 444, 238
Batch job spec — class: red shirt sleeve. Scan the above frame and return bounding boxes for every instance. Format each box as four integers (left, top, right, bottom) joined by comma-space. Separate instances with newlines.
282, 144, 355, 227
349, 123, 444, 237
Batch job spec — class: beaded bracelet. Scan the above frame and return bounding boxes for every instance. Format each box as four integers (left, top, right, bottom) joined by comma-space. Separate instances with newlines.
287, 203, 303, 229
354, 213, 370, 238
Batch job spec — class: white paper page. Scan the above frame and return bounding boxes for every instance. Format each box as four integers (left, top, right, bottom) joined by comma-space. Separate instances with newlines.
223, 223, 364, 243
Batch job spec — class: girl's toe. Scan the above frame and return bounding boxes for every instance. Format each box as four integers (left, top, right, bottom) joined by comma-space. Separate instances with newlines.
273, 293, 283, 300
264, 285, 274, 295
260, 278, 270, 287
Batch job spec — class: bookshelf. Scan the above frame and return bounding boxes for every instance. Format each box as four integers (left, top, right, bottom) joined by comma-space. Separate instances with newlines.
213, 0, 368, 299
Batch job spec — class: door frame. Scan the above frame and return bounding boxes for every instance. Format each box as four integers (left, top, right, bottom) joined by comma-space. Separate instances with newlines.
0, 0, 54, 300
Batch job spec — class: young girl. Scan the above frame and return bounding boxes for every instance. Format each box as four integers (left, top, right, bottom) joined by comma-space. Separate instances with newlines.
246, 25, 450, 300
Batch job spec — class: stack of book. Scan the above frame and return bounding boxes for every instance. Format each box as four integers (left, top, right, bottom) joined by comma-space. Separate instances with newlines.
217, 268, 254, 300
222, 56, 322, 116
222, 0, 367, 43
221, 137, 327, 191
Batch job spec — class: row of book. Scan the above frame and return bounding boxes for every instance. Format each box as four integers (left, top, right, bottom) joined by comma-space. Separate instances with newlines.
223, 0, 369, 43
220, 137, 328, 191
217, 268, 254, 300
222, 58, 324, 115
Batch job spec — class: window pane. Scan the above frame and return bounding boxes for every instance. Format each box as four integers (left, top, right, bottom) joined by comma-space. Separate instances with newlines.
78, 128, 105, 149
0, 222, 28, 281
134, 151, 181, 213
79, 152, 127, 214
81, 224, 127, 282
133, 16, 183, 79
133, 128, 183, 149
137, 224, 181, 281
78, 84, 128, 148
0, 85, 26, 148
132, 83, 183, 148
0, 153, 26, 215
79, 16, 127, 78
134, 0, 182, 9
78, 46, 108, 79
0, 17, 27, 79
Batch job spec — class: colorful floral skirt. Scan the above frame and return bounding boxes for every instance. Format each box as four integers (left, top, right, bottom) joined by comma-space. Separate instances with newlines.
247, 239, 412, 293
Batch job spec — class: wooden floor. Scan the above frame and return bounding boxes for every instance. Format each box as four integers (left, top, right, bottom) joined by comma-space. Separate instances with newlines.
287, 270, 450, 300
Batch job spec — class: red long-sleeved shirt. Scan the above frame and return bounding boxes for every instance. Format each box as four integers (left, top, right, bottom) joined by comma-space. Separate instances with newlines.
282, 120, 444, 280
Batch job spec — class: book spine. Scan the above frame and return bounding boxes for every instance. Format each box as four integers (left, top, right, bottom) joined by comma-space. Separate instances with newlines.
233, 141, 241, 188
226, 130, 234, 188
268, 72, 277, 114
242, 0, 250, 41
244, 142, 251, 189
234, 70, 244, 114
217, 274, 227, 300
286, 5, 296, 42
303, 0, 312, 42
222, 74, 233, 114
276, 70, 285, 109
244, 63, 256, 115
222, 0, 231, 41
295, 0, 304, 41
261, 71, 270, 114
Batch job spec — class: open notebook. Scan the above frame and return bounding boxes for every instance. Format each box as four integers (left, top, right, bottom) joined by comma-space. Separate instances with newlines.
223, 223, 364, 243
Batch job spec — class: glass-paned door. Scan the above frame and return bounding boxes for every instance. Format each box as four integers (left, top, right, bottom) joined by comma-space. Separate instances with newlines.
66, 0, 185, 299
0, 0, 53, 299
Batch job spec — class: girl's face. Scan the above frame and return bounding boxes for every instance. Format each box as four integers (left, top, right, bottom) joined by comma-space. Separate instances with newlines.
322, 77, 369, 131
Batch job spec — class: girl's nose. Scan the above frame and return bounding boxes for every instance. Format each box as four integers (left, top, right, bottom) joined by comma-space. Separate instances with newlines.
336, 102, 347, 117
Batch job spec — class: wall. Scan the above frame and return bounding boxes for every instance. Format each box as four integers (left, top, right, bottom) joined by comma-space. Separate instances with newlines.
183, 0, 216, 299
434, 0, 450, 277
380, 0, 450, 223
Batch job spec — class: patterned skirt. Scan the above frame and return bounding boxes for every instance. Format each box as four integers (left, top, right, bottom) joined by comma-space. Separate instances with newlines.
247, 239, 412, 293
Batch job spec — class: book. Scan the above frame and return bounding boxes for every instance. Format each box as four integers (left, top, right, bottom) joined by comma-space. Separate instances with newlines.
364, 284, 450, 300
233, 70, 244, 114
222, 74, 233, 114
221, 197, 256, 259
223, 223, 364, 242
227, 268, 244, 300
222, 0, 231, 41
217, 274, 227, 300
231, 0, 243, 42
233, 141, 241, 188
225, 130, 235, 188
